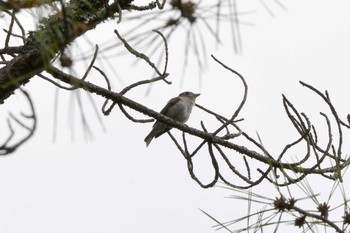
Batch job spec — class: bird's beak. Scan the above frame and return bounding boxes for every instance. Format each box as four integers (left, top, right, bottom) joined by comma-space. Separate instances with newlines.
193, 93, 200, 98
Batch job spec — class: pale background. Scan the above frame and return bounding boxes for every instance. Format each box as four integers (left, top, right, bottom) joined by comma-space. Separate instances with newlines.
1, 0, 350, 232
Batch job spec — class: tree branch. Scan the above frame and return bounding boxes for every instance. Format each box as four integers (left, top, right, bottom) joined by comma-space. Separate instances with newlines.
0, 0, 141, 103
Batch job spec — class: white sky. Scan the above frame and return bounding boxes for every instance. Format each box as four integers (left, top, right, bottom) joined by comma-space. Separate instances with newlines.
1, 0, 350, 232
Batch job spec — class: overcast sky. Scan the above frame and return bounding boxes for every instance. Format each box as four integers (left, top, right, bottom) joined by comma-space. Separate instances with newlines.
1, 0, 350, 232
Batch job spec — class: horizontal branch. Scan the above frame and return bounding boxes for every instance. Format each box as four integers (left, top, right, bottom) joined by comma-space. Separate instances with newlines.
46, 66, 350, 175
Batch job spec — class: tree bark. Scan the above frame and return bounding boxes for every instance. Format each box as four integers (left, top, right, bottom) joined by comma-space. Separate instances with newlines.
0, 0, 127, 103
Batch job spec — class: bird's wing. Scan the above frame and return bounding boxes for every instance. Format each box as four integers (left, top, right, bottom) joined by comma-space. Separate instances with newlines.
160, 96, 180, 115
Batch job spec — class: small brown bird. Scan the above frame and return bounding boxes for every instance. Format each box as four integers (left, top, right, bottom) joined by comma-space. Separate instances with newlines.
144, 91, 200, 147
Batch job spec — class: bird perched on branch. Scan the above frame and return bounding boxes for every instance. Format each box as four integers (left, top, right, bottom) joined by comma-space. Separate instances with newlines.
144, 91, 200, 147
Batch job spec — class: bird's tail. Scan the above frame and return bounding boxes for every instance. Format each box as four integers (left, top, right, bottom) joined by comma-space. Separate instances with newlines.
144, 130, 156, 147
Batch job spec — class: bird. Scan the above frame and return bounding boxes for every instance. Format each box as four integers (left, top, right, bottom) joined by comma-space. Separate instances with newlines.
144, 91, 200, 147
